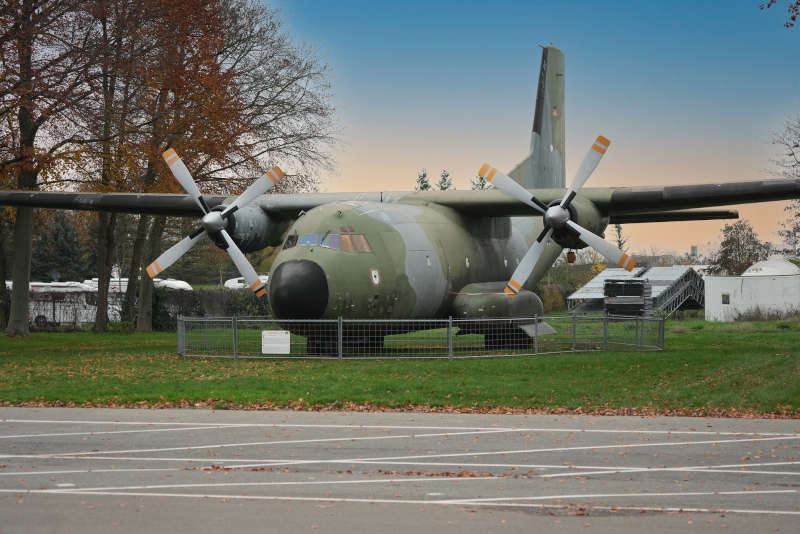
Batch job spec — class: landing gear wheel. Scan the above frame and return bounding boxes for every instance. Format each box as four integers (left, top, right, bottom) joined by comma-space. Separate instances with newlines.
34, 315, 48, 329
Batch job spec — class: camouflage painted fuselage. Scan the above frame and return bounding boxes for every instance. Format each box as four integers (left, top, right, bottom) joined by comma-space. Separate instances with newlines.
267, 197, 586, 320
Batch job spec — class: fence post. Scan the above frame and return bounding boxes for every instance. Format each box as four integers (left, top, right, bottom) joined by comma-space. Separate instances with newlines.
177, 315, 185, 358
232, 315, 238, 362
635, 317, 640, 352
534, 315, 538, 355
447, 316, 453, 359
572, 314, 577, 351
337, 316, 343, 362
659, 317, 665, 349
603, 315, 608, 351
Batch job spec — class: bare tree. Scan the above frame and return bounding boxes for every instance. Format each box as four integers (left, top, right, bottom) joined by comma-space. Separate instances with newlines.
772, 115, 800, 254
1, 0, 99, 335
709, 220, 771, 275
186, 0, 336, 191
761, 0, 800, 27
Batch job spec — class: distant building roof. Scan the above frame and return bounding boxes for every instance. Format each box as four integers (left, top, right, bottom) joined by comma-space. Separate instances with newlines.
741, 255, 800, 277
567, 267, 648, 301
567, 265, 701, 301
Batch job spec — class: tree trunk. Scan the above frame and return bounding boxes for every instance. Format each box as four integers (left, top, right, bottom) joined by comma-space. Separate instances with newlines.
6, 4, 38, 337
4, 206, 34, 336
0, 216, 10, 329
136, 216, 165, 332
121, 214, 150, 322
93, 211, 117, 332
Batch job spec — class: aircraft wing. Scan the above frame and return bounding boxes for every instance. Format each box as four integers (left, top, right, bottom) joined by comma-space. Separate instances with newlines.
416, 178, 800, 221
0, 190, 384, 218
0, 178, 797, 222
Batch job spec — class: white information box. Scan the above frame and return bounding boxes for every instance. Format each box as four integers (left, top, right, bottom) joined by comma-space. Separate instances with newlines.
261, 330, 290, 354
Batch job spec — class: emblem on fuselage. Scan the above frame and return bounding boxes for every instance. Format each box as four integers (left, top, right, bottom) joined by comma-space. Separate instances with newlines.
370, 267, 381, 287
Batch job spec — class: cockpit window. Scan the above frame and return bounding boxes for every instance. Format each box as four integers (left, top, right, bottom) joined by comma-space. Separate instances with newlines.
292, 232, 371, 253
321, 233, 340, 249
299, 234, 318, 246
283, 234, 298, 249
351, 234, 372, 253
340, 234, 354, 252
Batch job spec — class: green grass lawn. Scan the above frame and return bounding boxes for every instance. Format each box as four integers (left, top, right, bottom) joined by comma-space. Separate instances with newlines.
0, 319, 798, 416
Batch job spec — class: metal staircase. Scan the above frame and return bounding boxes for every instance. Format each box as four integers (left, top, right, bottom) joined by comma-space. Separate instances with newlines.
649, 267, 704, 317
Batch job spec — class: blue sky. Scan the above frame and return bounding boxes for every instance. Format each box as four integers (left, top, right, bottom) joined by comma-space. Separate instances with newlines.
269, 0, 799, 254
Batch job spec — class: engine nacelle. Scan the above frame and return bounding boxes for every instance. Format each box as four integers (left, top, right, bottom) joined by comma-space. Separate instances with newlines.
451, 282, 544, 319
226, 204, 291, 253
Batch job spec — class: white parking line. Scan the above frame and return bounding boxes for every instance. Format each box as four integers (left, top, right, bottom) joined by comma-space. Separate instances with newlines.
0, 426, 226, 440
0, 468, 179, 476
3, 418, 795, 437
250, 435, 800, 467
26, 429, 519, 457
16, 430, 797, 465
540, 460, 800, 479
1, 488, 798, 516
440, 489, 797, 504
46, 476, 505, 493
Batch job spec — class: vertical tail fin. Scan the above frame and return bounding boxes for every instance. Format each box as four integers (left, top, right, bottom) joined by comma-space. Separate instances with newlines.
507, 45, 566, 189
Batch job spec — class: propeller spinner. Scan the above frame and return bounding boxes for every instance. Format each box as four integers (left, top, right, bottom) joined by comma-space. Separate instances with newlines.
479, 136, 635, 299
145, 149, 284, 298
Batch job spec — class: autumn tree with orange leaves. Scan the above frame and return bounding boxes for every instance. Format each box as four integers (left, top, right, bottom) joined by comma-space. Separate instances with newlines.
1, 0, 334, 334
1, 0, 101, 335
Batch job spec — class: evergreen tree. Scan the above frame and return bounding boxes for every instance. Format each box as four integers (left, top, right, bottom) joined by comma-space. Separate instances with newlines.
415, 168, 431, 191
613, 224, 627, 250
30, 211, 92, 282
471, 173, 488, 190
437, 169, 452, 190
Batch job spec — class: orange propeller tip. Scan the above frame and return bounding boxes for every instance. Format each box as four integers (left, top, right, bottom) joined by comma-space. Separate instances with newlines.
478, 163, 490, 177
596, 135, 610, 146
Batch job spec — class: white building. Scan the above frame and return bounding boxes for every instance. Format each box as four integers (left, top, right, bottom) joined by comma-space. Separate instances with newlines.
704, 256, 800, 321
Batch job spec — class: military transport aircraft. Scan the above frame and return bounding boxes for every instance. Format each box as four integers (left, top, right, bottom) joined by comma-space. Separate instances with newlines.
2, 46, 799, 350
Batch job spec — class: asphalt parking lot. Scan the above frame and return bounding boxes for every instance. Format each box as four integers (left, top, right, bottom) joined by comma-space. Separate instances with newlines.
1, 407, 798, 533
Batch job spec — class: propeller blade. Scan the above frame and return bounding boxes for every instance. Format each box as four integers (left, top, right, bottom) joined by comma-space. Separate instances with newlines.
504, 227, 554, 298
478, 163, 548, 214
565, 220, 636, 271
559, 135, 610, 209
219, 229, 267, 298
163, 149, 210, 214
221, 166, 285, 218
146, 227, 206, 279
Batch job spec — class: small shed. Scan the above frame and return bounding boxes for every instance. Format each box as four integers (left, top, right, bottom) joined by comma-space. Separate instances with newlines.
704, 255, 800, 321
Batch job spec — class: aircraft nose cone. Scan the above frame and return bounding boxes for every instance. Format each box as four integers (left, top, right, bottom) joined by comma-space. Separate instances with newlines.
269, 260, 329, 319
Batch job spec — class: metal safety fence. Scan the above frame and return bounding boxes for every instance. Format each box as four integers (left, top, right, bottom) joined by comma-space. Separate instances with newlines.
177, 314, 665, 360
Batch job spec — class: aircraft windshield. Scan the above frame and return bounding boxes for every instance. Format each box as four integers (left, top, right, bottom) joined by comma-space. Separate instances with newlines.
299, 234, 318, 246
322, 233, 372, 253
284, 232, 371, 253
321, 234, 340, 249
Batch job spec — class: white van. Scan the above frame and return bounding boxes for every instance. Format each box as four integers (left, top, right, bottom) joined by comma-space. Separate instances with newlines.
223, 275, 268, 289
